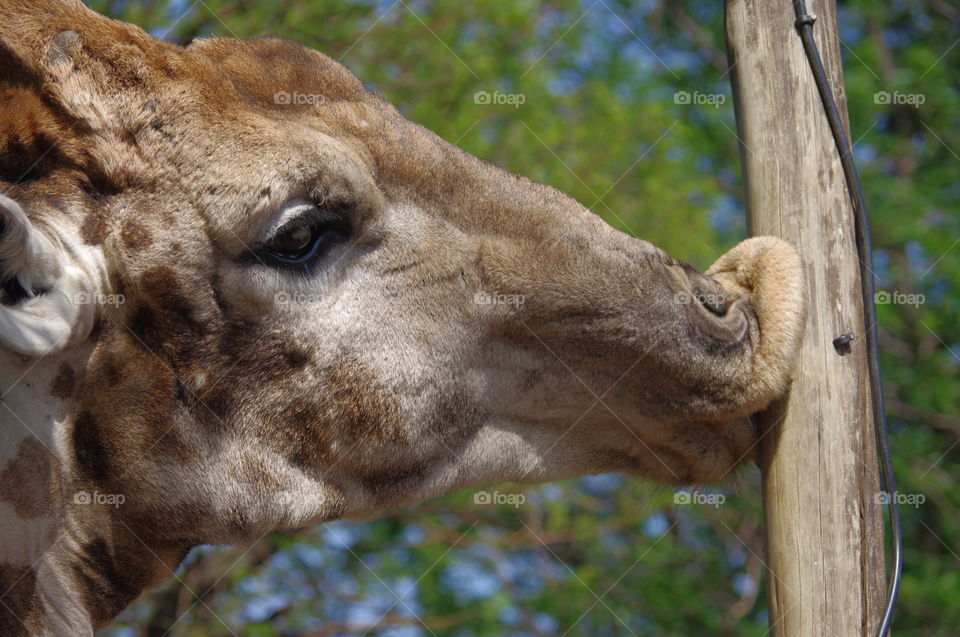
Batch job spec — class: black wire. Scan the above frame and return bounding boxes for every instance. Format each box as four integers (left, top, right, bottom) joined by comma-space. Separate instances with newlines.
791, 2, 902, 635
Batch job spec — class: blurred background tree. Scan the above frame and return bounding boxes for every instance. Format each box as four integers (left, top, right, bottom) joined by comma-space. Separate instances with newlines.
88, 1, 958, 635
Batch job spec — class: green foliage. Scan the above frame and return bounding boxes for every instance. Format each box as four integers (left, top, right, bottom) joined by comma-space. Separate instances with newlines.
92, 1, 958, 635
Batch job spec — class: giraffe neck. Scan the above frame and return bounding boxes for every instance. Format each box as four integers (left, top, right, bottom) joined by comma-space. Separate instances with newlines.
0, 350, 186, 634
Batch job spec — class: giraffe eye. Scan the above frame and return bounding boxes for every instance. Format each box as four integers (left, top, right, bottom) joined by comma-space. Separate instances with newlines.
268, 225, 314, 258
263, 206, 350, 265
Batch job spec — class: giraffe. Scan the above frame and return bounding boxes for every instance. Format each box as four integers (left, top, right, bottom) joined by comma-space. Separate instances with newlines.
0, 0, 806, 633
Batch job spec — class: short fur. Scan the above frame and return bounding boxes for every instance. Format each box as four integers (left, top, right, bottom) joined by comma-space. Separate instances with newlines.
0, 1, 806, 633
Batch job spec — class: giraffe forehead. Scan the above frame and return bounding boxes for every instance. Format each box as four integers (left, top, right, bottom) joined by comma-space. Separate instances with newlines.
185, 37, 368, 105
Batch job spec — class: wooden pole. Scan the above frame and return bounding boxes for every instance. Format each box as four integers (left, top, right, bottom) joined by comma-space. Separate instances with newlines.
723, 1, 886, 635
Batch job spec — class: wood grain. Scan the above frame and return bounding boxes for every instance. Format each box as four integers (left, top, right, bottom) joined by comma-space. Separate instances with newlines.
723, 1, 886, 635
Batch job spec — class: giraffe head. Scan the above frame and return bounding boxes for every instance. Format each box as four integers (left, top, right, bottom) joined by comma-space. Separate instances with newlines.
0, 0, 806, 632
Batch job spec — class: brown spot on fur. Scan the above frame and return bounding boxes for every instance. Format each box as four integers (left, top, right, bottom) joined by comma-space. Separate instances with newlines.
127, 305, 158, 347
0, 563, 42, 635
49, 362, 75, 399
264, 359, 407, 475
72, 411, 110, 484
0, 437, 54, 518
0, 72, 83, 185
272, 403, 325, 468
322, 359, 406, 443
127, 265, 205, 358
80, 209, 108, 245
184, 323, 313, 422
119, 219, 152, 251
140, 266, 188, 308
78, 347, 188, 462
217, 322, 310, 377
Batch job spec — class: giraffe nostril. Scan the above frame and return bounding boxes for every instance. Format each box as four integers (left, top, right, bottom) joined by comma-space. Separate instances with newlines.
693, 287, 729, 316
680, 264, 730, 317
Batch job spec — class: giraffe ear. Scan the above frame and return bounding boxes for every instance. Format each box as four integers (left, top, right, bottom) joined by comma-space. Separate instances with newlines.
0, 194, 96, 357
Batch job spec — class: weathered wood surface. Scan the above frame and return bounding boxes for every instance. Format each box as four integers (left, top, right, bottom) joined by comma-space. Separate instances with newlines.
724, 1, 886, 635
